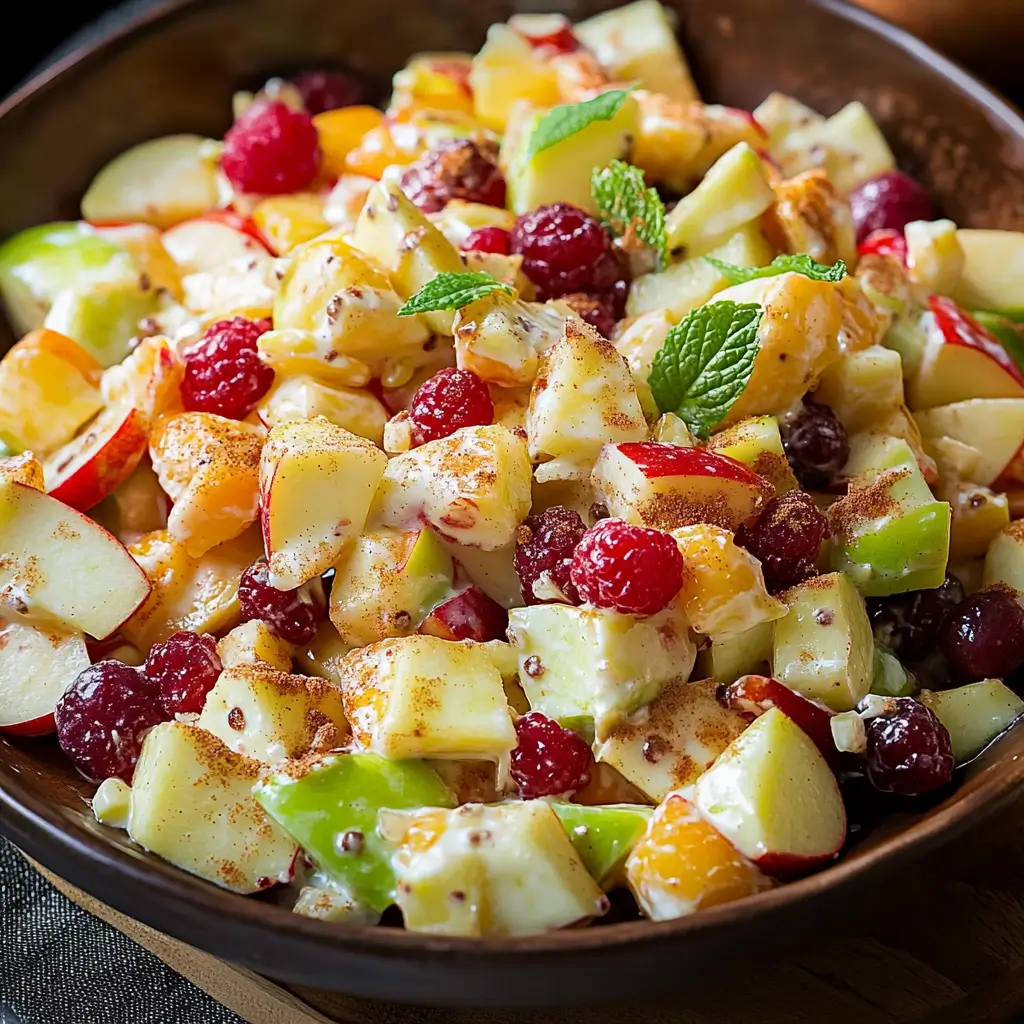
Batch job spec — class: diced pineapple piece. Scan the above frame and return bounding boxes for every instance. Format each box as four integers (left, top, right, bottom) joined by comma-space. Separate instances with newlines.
390, 53, 476, 115
461, 251, 534, 298
128, 721, 299, 893
761, 169, 856, 266
625, 793, 768, 920
197, 664, 348, 763
121, 526, 264, 650
381, 801, 607, 936
252, 194, 329, 255
665, 144, 775, 256
905, 219, 964, 296
149, 412, 263, 556
595, 678, 749, 801
217, 620, 294, 672
672, 524, 786, 640
373, 424, 532, 549
575, 1, 699, 103
100, 335, 184, 419
351, 182, 464, 335
506, 602, 696, 738
528, 318, 647, 481
707, 415, 798, 494
0, 452, 44, 489
260, 418, 387, 589
337, 635, 516, 760
256, 375, 387, 445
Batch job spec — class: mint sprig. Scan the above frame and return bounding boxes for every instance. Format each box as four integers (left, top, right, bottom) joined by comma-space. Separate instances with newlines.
704, 253, 847, 285
397, 271, 513, 316
647, 301, 763, 439
526, 90, 631, 161
591, 159, 667, 268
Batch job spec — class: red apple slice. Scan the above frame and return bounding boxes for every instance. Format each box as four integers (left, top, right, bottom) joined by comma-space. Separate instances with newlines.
908, 296, 1024, 410
592, 441, 770, 531
857, 229, 907, 263
0, 620, 89, 735
161, 215, 268, 275
419, 586, 509, 642
0, 481, 151, 639
45, 405, 149, 512
694, 706, 846, 877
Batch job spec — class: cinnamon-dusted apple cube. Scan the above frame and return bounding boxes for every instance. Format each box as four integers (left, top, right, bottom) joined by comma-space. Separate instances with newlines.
760, 169, 856, 266
706, 416, 797, 494
100, 335, 183, 419
672, 524, 786, 640
149, 411, 263, 556
196, 664, 347, 764
128, 721, 299, 894
121, 526, 264, 649
259, 417, 387, 590
336, 634, 516, 761
216, 620, 294, 672
626, 793, 769, 921
373, 424, 532, 550
592, 441, 770, 533
256, 375, 388, 445
595, 678, 750, 802
380, 801, 607, 937
0, 452, 44, 489
527, 318, 647, 482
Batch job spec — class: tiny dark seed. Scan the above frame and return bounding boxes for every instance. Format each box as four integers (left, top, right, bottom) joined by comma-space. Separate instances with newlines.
814, 609, 834, 626
394, 611, 412, 629
449, 891, 466, 902
524, 655, 544, 678
642, 736, 669, 764
227, 707, 246, 731
340, 829, 365, 854
589, 502, 610, 523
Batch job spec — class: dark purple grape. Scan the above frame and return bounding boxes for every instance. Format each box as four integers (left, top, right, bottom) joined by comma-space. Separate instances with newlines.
291, 70, 365, 114
848, 171, 936, 244
868, 574, 964, 664
938, 585, 1024, 682
865, 697, 953, 796
782, 401, 850, 490
735, 491, 828, 593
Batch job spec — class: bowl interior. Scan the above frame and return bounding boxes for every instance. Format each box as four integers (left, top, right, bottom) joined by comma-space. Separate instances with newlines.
2, 0, 1024, 1005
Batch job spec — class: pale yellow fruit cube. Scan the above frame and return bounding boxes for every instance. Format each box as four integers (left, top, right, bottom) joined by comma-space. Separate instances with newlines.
905, 219, 964, 297
292, 621, 353, 687
180, 252, 278, 320
257, 375, 388, 445
814, 345, 905, 435
0, 452, 44, 490
129, 722, 299, 893
217, 620, 294, 672
336, 635, 516, 761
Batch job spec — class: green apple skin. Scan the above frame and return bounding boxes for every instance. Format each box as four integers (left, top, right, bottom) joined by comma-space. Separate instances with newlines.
550, 802, 652, 888
256, 753, 455, 913
871, 644, 915, 698
973, 311, 1024, 371
919, 680, 1024, 764
694, 620, 773, 685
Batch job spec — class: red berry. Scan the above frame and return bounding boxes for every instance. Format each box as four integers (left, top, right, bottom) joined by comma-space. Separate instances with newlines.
461, 226, 511, 255
55, 662, 166, 783
291, 70, 365, 115
510, 711, 593, 797
858, 228, 908, 264
864, 697, 953, 796
848, 171, 935, 244
514, 505, 587, 605
560, 289, 625, 339
221, 100, 321, 195
408, 368, 494, 445
513, 16, 581, 55
735, 491, 828, 594
782, 400, 850, 489
938, 585, 1024, 681
868, 573, 964, 663
238, 562, 325, 644
570, 518, 683, 616
145, 631, 223, 716
510, 203, 623, 300
180, 316, 275, 420
400, 139, 506, 214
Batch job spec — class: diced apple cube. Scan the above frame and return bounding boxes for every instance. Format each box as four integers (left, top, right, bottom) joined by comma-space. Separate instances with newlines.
919, 680, 1024, 764
256, 375, 388, 445
336, 634, 516, 761
695, 620, 774, 684
292, 621, 353, 686
813, 345, 904, 435
983, 520, 1024, 592
706, 415, 798, 495
216, 620, 294, 672
953, 229, 1024, 317
380, 801, 607, 936
814, 102, 895, 195
595, 678, 750, 801
178, 252, 278, 322
915, 399, 1024, 487
161, 216, 267, 276
905, 219, 964, 296
101, 336, 184, 421
940, 480, 1009, 560
0, 452, 44, 490
128, 721, 298, 893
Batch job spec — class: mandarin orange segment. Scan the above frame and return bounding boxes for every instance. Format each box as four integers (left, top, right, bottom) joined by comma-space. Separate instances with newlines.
252, 194, 330, 254
313, 106, 387, 178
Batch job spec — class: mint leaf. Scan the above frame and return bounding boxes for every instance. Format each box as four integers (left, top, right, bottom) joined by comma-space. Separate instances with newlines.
647, 300, 763, 439
704, 253, 847, 285
591, 159, 667, 268
397, 272, 513, 316
526, 90, 631, 161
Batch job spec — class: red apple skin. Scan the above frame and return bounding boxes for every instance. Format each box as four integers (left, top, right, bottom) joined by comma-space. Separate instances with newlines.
754, 844, 843, 880
615, 442, 764, 486
930, 296, 1024, 388
199, 210, 273, 253
0, 712, 56, 737
47, 406, 149, 512
419, 586, 509, 642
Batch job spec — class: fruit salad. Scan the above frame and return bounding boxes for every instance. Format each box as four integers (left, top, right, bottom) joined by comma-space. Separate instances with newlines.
3, 1, 1024, 938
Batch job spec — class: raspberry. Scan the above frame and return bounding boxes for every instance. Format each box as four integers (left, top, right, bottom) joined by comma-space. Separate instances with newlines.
238, 562, 325, 644
510, 203, 624, 300
180, 316, 275, 420
408, 368, 494, 445
782, 400, 850, 489
291, 70, 365, 115
514, 505, 587, 605
735, 491, 829, 594
55, 662, 166, 782
145, 631, 223, 716
510, 712, 593, 797
461, 226, 511, 255
221, 100, 321, 195
570, 518, 683, 616
400, 139, 506, 214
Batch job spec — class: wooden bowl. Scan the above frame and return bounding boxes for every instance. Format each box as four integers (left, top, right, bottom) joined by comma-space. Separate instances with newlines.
2, 0, 1024, 1007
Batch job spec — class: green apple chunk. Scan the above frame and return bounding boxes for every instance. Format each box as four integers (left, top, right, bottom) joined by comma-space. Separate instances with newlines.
983, 521, 1024, 592
129, 722, 299, 893
828, 435, 950, 596
503, 92, 640, 216
256, 752, 455, 913
550, 802, 653, 889
953, 229, 1024, 320
695, 620, 774, 684
813, 346, 905, 435
773, 572, 874, 711
707, 415, 799, 494
506, 603, 696, 738
871, 643, 915, 697
919, 680, 1024, 764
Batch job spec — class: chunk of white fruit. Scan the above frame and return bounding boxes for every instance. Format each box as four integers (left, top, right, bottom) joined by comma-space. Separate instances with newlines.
216, 620, 294, 672
919, 680, 1024, 764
